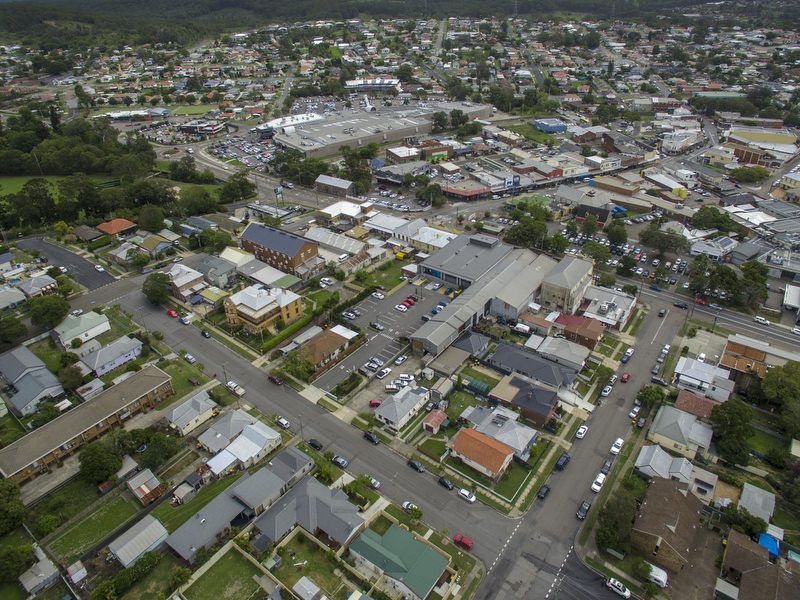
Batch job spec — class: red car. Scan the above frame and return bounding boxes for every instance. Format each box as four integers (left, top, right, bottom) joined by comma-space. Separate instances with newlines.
268, 375, 283, 385
621, 373, 630, 383
369, 399, 382, 408
405, 297, 416, 305
694, 297, 706, 305
402, 299, 413, 307
166, 309, 178, 317
453, 533, 473, 551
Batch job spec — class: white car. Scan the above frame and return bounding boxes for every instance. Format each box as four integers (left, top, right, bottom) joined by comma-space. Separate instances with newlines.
458, 488, 477, 503
369, 477, 381, 490
395, 304, 408, 312
58, 266, 68, 273
610, 438, 624, 455
398, 373, 414, 382
628, 406, 641, 420
793, 327, 800, 336
575, 425, 588, 439
276, 417, 291, 430
376, 368, 392, 379
394, 355, 408, 365
591, 473, 606, 493
372, 292, 385, 300
184, 353, 197, 364
606, 578, 631, 598
754, 316, 770, 325
601, 385, 613, 397
70, 309, 83, 317
401, 501, 418, 512
94, 264, 105, 272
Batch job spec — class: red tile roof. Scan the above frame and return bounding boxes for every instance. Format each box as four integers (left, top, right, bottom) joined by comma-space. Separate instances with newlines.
450, 428, 513, 475
675, 390, 715, 420
96, 218, 136, 236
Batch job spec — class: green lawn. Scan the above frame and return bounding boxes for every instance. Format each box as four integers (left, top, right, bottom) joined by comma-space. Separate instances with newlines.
183, 548, 262, 600
271, 533, 344, 597
460, 367, 500, 391
358, 260, 406, 290
172, 104, 217, 116
0, 528, 30, 553
0, 174, 117, 197
505, 123, 556, 145
97, 305, 139, 345
428, 531, 477, 576
0, 413, 25, 446
493, 462, 534, 501
121, 552, 180, 600
747, 430, 786, 456
0, 583, 26, 600
160, 178, 223, 199
26, 477, 101, 536
774, 505, 800, 531
159, 360, 210, 406
445, 391, 483, 423
28, 339, 63, 373
151, 473, 243, 532
419, 437, 447, 458
49, 495, 138, 562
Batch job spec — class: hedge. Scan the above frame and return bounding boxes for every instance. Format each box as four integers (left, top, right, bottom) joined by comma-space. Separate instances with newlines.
87, 235, 112, 251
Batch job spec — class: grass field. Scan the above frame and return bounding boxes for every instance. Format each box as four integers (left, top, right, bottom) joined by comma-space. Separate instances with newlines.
183, 549, 262, 600
359, 260, 406, 290
121, 553, 180, 600
272, 533, 343, 596
0, 174, 118, 196
26, 477, 100, 536
505, 123, 556, 145
28, 338, 64, 373
151, 473, 242, 532
0, 413, 25, 446
172, 104, 217, 116
49, 495, 138, 562
159, 360, 210, 405
747, 429, 786, 456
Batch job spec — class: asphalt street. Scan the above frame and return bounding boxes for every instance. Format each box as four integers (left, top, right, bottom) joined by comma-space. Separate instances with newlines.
17, 237, 114, 290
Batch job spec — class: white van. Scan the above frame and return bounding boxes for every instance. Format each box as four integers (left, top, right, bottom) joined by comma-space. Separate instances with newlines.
646, 562, 668, 588
384, 384, 399, 393
338, 253, 349, 262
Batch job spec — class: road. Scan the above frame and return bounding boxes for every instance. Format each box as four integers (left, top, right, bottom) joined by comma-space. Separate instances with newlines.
17, 237, 114, 290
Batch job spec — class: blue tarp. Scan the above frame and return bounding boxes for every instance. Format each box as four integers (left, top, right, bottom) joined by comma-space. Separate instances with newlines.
758, 533, 779, 559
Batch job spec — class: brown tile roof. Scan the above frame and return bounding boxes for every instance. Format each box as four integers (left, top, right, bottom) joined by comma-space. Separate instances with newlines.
423, 409, 447, 429
302, 330, 348, 366
96, 218, 136, 236
723, 530, 769, 576
675, 390, 715, 421
450, 428, 513, 475
725, 531, 800, 600
720, 341, 769, 377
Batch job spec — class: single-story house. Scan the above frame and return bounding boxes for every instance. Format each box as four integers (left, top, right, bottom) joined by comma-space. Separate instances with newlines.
486, 342, 577, 391
53, 311, 111, 348
79, 335, 143, 376
96, 218, 137, 238
719, 530, 800, 599
449, 427, 514, 481
195, 254, 237, 289
461, 405, 539, 461
72, 225, 103, 242
374, 385, 430, 433
0, 285, 26, 311
489, 373, 559, 427
739, 483, 775, 524
167, 390, 217, 436
206, 420, 281, 477
674, 389, 715, 421
197, 409, 254, 453
19, 547, 59, 596
16, 275, 58, 298
0, 346, 64, 417
108, 515, 168, 568
301, 329, 351, 369
673, 356, 734, 402
648, 405, 713, 459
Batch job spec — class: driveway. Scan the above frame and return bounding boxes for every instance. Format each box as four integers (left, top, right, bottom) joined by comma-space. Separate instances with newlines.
17, 237, 114, 290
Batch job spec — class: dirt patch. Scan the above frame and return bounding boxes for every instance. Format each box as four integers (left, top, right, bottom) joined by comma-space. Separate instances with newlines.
714, 480, 740, 504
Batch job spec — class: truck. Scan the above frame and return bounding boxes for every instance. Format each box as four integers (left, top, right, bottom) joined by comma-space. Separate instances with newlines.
512, 323, 531, 334
226, 381, 246, 397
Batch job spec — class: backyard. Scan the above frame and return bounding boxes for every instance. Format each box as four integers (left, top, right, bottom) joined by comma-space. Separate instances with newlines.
747, 429, 786, 456
49, 495, 139, 562
121, 553, 180, 600
445, 390, 483, 423
272, 532, 345, 596
460, 366, 500, 391
151, 474, 243, 532
159, 360, 210, 405
356, 260, 406, 290
183, 548, 263, 600
0, 413, 25, 446
28, 338, 63, 373
26, 477, 100, 536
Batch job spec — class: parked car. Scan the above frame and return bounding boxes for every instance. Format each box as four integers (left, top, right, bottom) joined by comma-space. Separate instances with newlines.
94, 264, 105, 272
371, 292, 385, 299
308, 439, 324, 451
401, 501, 418, 512
332, 455, 349, 469
70, 308, 83, 317
606, 578, 631, 598
276, 417, 290, 430
754, 316, 770, 325
438, 476, 454, 490
673, 301, 689, 309
369, 477, 381, 490
394, 355, 408, 365
621, 372, 630, 383
363, 431, 380, 445
600, 459, 613, 475
621, 348, 634, 363
370, 321, 385, 331
407, 459, 425, 473
395, 304, 408, 312
601, 385, 613, 397
610, 438, 624, 455
184, 353, 197, 364
268, 374, 283, 385
537, 484, 551, 500
453, 533, 473, 551
575, 425, 588, 439
377, 368, 392, 379
591, 473, 607, 493
458, 488, 477, 503
576, 500, 591, 520
608, 374, 618, 386
628, 406, 641, 420
369, 399, 382, 408
201, 329, 211, 338
166, 309, 178, 317
555, 452, 571, 470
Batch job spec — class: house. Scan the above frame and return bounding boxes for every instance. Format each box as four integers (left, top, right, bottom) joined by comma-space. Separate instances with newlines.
554, 314, 604, 350
107, 242, 139, 265
635, 445, 719, 504
127, 468, 163, 505
224, 284, 303, 334
673, 357, 734, 402
197, 409, 254, 453
314, 174, 354, 197
229, 468, 285, 515
108, 515, 168, 568
0, 346, 64, 417
240, 223, 323, 280
131, 233, 172, 258
538, 256, 593, 313
253, 476, 364, 548
449, 428, 514, 481
630, 479, 706, 573
167, 390, 217, 436
486, 343, 578, 391
79, 335, 143, 376
19, 546, 59, 596
72, 225, 103, 243
580, 286, 637, 330
739, 483, 775, 524
648, 405, 713, 459
96, 218, 137, 238
533, 336, 590, 372
719, 530, 800, 600
0, 366, 172, 484
690, 236, 738, 262
460, 405, 539, 461
318, 200, 373, 227
207, 420, 281, 475
167, 263, 206, 300
349, 524, 449, 600
0, 285, 25, 311
301, 328, 351, 369
674, 389, 715, 421
16, 274, 58, 298
195, 254, 237, 288
53, 311, 111, 348
489, 373, 559, 427
374, 385, 430, 433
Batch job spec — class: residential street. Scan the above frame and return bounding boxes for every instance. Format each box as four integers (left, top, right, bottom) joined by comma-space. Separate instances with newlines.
17, 237, 114, 290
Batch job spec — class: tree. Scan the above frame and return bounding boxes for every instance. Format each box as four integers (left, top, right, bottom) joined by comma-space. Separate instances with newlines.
731, 166, 770, 183
53, 220, 70, 238
79, 442, 123, 485
617, 255, 637, 277
722, 505, 767, 537
409, 506, 423, 522
449, 109, 468, 128
636, 385, 665, 412
580, 214, 599, 235
142, 272, 170, 305
632, 558, 653, 582
58, 365, 84, 390
504, 217, 548, 249
595, 488, 637, 552
0, 544, 32, 583
0, 480, 24, 536
219, 170, 256, 203
0, 315, 26, 352
639, 225, 689, 257
396, 63, 414, 82
181, 186, 218, 215
30, 402, 60, 429
598, 272, 616, 288
431, 111, 449, 133
170, 566, 192, 588
761, 361, 800, 437
191, 229, 233, 253
622, 283, 638, 296
565, 220, 578, 236
582, 241, 611, 264
710, 398, 754, 465
138, 204, 165, 232
548, 234, 569, 255
605, 222, 627, 246
28, 295, 69, 329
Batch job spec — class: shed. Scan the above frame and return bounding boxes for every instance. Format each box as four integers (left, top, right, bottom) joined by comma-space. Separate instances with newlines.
127, 468, 163, 505
108, 515, 169, 568
422, 409, 447, 434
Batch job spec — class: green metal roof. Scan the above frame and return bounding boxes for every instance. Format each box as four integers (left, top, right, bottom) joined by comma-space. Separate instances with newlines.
349, 525, 448, 599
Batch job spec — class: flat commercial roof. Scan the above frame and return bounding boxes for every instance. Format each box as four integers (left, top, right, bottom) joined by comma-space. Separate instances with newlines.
0, 366, 171, 477
422, 234, 512, 283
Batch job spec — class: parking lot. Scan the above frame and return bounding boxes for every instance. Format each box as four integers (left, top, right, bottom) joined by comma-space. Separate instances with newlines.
313, 279, 447, 393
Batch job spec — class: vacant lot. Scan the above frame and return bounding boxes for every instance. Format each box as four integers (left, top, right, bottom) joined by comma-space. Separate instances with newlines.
183, 549, 262, 600
272, 533, 342, 596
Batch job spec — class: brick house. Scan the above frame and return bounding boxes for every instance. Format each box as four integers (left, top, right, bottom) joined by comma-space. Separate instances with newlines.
240, 223, 323, 280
